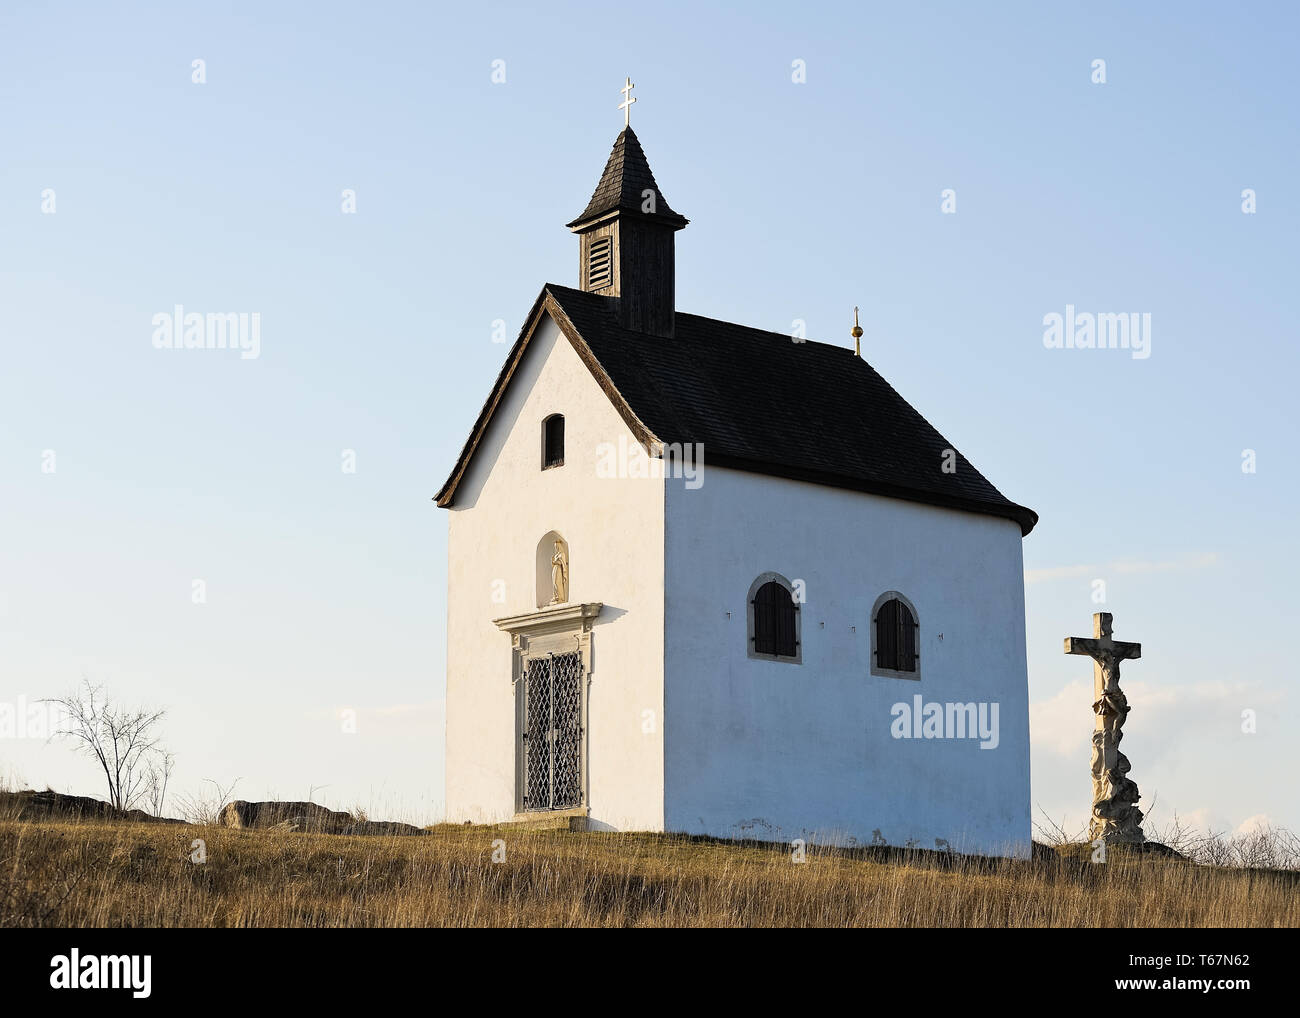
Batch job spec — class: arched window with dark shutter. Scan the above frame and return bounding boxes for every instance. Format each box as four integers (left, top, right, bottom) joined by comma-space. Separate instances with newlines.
747, 573, 801, 663
542, 414, 564, 469
871, 592, 919, 678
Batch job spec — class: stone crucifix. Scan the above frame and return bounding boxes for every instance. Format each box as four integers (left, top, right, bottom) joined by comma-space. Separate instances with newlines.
1064, 612, 1144, 844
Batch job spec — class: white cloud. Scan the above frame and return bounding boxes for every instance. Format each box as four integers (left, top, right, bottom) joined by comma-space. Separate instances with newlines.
1030, 678, 1275, 758
1025, 552, 1219, 584
1030, 679, 1094, 756
1235, 813, 1272, 836
1178, 806, 1213, 831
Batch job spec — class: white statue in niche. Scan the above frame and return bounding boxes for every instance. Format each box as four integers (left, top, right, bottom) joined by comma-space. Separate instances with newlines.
550, 539, 569, 604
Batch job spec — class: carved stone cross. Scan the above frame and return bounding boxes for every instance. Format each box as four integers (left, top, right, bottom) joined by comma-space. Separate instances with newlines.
1064, 612, 1145, 844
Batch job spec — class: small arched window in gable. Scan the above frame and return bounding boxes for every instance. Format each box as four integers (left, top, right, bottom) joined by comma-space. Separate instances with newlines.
748, 573, 800, 663
872, 592, 919, 678
543, 414, 565, 469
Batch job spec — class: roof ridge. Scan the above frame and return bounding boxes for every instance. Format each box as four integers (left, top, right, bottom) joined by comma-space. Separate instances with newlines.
675, 309, 860, 355
543, 285, 861, 356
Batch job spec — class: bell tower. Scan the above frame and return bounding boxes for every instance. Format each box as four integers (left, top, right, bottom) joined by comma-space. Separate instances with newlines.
566, 82, 688, 338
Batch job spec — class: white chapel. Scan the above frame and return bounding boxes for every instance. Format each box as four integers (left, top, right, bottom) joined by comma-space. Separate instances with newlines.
436, 110, 1037, 858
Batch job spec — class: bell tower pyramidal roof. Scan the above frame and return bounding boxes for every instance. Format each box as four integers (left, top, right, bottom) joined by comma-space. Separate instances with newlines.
566, 126, 688, 231
566, 112, 687, 339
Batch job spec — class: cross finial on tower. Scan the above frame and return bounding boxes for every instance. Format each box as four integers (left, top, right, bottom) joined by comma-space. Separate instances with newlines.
618, 77, 636, 128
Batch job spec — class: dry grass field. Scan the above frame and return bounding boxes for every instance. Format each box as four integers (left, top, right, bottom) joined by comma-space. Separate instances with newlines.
3, 811, 1297, 928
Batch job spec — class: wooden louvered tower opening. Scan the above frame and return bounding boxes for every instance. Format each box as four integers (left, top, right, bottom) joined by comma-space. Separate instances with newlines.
587, 236, 612, 290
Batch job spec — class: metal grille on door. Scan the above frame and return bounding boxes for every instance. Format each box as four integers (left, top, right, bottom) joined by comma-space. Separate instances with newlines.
522, 651, 583, 811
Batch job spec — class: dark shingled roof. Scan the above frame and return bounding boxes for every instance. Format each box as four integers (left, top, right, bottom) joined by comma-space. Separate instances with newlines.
436, 283, 1037, 535
566, 127, 688, 230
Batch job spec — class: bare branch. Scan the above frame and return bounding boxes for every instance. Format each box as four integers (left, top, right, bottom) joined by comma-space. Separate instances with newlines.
43, 680, 169, 813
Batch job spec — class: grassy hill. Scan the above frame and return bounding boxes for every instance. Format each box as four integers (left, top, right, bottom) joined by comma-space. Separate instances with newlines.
3, 808, 1297, 927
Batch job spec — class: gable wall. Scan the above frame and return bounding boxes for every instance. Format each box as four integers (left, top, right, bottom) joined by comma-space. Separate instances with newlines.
663, 465, 1031, 857
444, 314, 665, 829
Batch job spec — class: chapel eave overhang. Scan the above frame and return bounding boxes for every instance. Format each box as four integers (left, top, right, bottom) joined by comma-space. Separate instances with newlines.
701, 452, 1039, 536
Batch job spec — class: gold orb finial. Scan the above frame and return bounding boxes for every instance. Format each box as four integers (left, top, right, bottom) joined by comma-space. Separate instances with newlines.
851, 306, 863, 356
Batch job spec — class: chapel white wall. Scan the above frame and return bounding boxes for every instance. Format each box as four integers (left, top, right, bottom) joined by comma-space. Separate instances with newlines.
663, 465, 1031, 858
444, 313, 665, 830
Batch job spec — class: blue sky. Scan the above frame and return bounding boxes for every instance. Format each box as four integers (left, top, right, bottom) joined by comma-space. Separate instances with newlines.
1, 1, 1295, 834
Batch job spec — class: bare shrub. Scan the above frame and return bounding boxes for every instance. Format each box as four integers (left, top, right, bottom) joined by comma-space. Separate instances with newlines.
1032, 806, 1086, 848
44, 680, 169, 812
142, 752, 175, 818
1040, 804, 1300, 872
173, 778, 241, 826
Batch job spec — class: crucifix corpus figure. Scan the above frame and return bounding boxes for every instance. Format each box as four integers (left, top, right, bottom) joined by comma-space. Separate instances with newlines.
1065, 612, 1144, 844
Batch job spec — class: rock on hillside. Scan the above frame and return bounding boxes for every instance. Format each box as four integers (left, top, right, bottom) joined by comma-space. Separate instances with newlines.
0, 789, 185, 825
217, 800, 427, 837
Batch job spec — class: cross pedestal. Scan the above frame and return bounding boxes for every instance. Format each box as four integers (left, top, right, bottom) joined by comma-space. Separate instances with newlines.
1064, 612, 1144, 844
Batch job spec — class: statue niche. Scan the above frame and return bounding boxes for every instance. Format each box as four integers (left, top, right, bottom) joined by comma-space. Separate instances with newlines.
535, 532, 570, 608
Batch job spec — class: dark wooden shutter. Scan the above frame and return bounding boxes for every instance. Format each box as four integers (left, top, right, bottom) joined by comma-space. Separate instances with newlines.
876, 598, 917, 672
897, 601, 917, 672
776, 587, 796, 657
753, 581, 778, 655
544, 415, 564, 467
877, 598, 899, 670
753, 581, 796, 658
